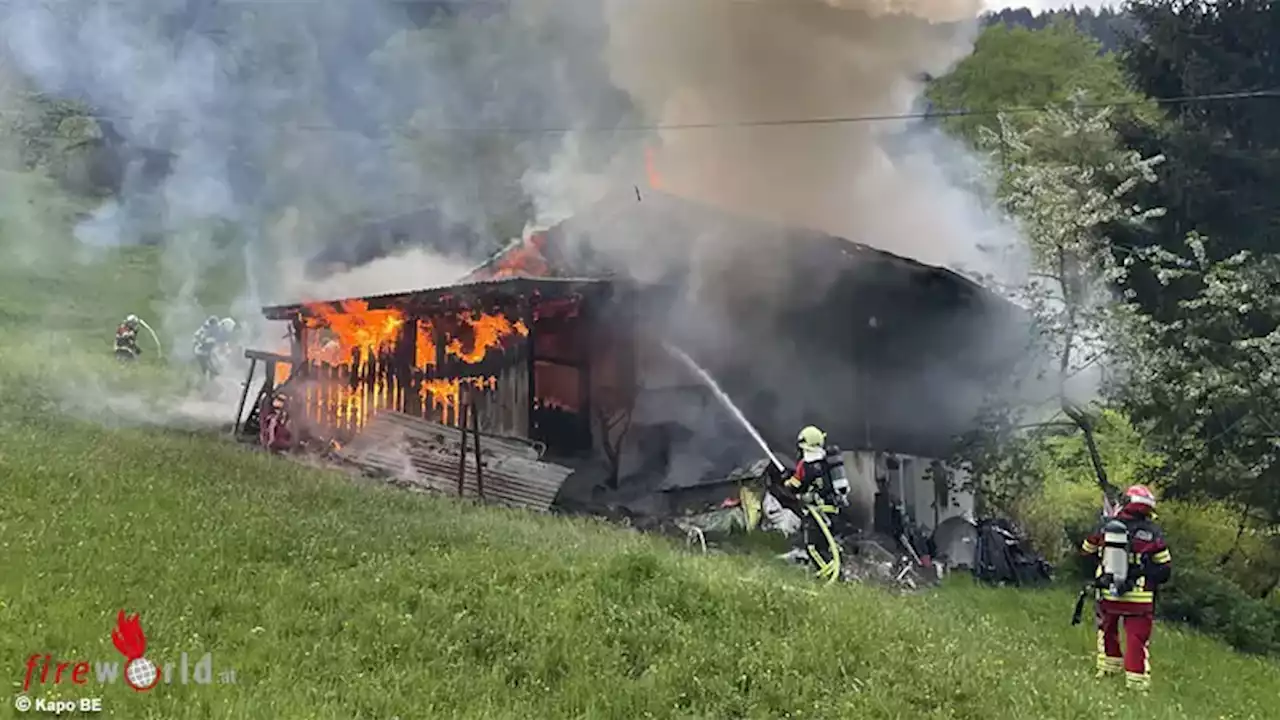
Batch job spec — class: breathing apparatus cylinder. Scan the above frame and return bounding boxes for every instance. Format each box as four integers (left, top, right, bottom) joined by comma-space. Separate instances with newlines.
826, 445, 850, 507
1101, 519, 1130, 592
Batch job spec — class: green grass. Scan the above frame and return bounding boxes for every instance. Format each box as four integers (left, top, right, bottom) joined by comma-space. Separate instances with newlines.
2, 180, 1279, 718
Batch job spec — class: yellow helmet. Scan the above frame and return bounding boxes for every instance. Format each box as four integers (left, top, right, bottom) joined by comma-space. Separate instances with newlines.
797, 425, 826, 450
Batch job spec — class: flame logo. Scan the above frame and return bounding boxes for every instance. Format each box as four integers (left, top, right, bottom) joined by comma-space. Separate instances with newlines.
111, 611, 161, 692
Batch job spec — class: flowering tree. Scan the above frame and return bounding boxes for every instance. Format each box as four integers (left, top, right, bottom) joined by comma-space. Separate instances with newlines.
953, 95, 1165, 511
1114, 234, 1280, 546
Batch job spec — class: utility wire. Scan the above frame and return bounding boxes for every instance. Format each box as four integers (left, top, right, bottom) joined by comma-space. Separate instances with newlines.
1, 88, 1277, 138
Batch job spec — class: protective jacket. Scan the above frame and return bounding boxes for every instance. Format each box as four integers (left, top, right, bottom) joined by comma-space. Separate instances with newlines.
193, 324, 218, 358
784, 453, 837, 507
115, 324, 140, 352
1080, 510, 1172, 613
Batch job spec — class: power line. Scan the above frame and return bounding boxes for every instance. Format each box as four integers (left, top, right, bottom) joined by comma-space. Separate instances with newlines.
1, 88, 1277, 139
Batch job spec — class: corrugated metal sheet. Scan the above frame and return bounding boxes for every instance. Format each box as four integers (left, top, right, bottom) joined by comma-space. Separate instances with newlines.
335, 411, 573, 512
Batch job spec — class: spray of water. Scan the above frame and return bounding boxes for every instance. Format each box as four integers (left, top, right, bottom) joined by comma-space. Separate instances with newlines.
662, 341, 785, 471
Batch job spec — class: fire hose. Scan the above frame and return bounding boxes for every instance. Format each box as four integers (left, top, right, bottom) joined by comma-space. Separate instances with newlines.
136, 317, 163, 359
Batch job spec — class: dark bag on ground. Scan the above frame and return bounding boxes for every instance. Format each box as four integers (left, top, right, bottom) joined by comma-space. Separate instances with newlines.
973, 518, 1053, 586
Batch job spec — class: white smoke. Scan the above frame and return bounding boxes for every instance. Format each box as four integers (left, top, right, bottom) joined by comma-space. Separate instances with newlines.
0, 1, 631, 427
524, 0, 1023, 283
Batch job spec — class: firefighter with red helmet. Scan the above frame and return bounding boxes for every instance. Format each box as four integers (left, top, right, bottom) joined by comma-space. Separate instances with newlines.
1080, 484, 1173, 692
114, 315, 142, 360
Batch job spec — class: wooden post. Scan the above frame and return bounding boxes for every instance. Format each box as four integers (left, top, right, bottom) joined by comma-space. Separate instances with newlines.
525, 295, 538, 440
579, 295, 593, 453
457, 397, 469, 497
233, 357, 258, 436
434, 322, 447, 424
363, 349, 377, 428
471, 397, 484, 499
403, 315, 420, 416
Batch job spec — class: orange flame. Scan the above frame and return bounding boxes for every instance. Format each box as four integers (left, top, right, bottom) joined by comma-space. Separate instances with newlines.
645, 146, 663, 190
446, 312, 528, 364
480, 233, 551, 281
416, 320, 437, 368
292, 298, 532, 433
304, 299, 405, 364
420, 376, 497, 422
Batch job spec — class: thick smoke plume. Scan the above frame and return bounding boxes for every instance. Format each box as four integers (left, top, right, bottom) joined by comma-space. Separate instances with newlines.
526, 0, 1013, 279
518, 0, 1035, 487
0, 1, 629, 426
1, 0, 1032, 467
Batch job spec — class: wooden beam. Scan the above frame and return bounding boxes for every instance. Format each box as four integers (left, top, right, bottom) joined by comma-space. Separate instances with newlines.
457, 400, 469, 496
233, 358, 258, 436
471, 398, 484, 499
421, 350, 527, 380
245, 349, 294, 364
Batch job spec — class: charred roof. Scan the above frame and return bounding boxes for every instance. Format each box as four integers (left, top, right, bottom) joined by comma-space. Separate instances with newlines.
465, 190, 1025, 458
260, 276, 615, 322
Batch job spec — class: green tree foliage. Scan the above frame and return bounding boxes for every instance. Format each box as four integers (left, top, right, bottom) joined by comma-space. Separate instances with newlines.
1015, 410, 1164, 562
926, 20, 1153, 145
1113, 234, 1280, 531
0, 76, 106, 197
982, 6, 1140, 52
952, 99, 1163, 511
1116, 0, 1280, 318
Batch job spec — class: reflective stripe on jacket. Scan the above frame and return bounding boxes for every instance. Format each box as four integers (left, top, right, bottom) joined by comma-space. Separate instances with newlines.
1081, 512, 1172, 605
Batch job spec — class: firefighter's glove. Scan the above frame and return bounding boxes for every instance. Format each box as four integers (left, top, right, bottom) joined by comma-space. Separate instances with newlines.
765, 464, 785, 484
1095, 573, 1115, 590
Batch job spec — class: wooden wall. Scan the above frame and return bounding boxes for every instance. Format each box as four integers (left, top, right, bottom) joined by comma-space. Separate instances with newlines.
290, 316, 532, 443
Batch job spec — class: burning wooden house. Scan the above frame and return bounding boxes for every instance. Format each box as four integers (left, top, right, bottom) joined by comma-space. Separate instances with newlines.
239, 190, 1024, 527
241, 277, 630, 455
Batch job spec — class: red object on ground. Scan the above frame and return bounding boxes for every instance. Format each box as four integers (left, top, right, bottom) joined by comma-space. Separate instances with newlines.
260, 399, 293, 451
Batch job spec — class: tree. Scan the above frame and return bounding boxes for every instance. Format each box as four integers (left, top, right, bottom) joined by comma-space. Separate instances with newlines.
1113, 234, 1280, 531
926, 20, 1155, 146
981, 6, 1140, 52
953, 96, 1165, 511
1115, 0, 1280, 319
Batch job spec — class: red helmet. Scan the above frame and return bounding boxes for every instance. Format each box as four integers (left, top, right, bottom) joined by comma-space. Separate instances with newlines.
1121, 484, 1157, 514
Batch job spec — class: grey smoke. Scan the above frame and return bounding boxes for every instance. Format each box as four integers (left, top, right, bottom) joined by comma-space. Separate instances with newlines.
0, 0, 634, 325
1, 0, 1039, 451
0, 0, 634, 423
526, 0, 1022, 283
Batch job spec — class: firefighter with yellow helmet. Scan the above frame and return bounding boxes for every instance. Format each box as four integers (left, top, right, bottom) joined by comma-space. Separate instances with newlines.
766, 425, 849, 584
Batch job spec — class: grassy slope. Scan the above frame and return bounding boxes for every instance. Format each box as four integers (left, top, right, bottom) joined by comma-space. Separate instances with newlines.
2, 188, 1278, 719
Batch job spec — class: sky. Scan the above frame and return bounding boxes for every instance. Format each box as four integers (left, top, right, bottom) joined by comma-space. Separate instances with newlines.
984, 0, 1117, 11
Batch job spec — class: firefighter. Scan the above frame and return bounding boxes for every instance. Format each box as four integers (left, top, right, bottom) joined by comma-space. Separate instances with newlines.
1080, 484, 1173, 692
193, 316, 222, 378
114, 314, 142, 360
766, 425, 843, 584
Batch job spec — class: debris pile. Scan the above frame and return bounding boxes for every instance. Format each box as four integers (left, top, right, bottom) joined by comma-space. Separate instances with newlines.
332, 411, 574, 512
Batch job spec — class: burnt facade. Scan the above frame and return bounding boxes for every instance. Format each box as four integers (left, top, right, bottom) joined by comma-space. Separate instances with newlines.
255, 277, 635, 460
